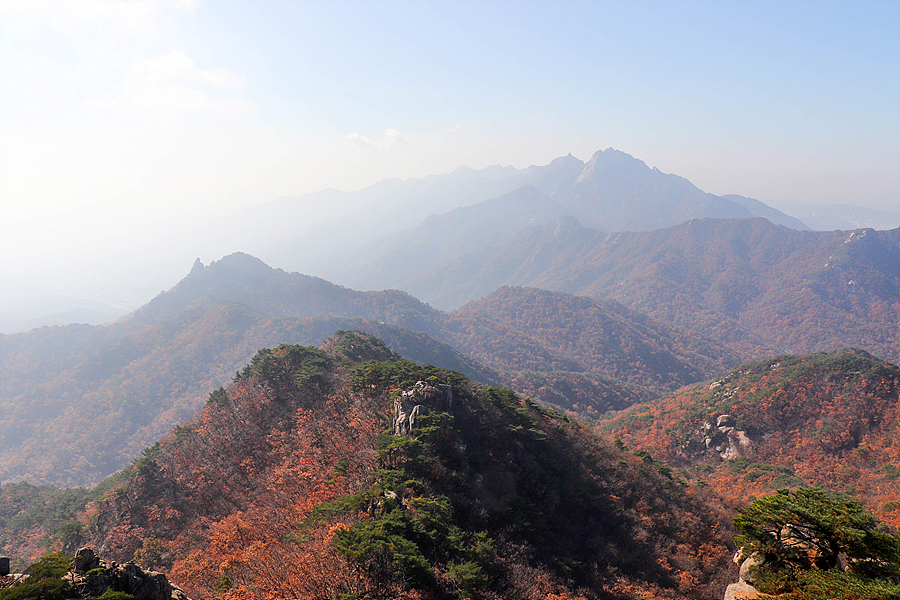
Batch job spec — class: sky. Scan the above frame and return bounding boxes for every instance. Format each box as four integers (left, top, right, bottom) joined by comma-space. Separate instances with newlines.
1, 0, 899, 313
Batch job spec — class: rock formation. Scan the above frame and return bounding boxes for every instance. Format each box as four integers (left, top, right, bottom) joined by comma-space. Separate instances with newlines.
702, 414, 752, 460
66, 547, 190, 600
393, 380, 453, 436
723, 549, 775, 599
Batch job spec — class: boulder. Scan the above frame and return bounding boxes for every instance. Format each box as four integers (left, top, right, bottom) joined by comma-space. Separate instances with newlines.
723, 580, 774, 599
739, 552, 765, 585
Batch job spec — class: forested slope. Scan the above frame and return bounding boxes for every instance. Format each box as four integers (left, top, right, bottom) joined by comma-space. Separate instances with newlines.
2, 255, 734, 486
406, 218, 900, 364
73, 332, 736, 600
604, 349, 900, 527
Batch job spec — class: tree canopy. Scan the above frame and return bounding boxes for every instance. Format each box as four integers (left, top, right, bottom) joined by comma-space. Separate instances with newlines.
734, 487, 900, 599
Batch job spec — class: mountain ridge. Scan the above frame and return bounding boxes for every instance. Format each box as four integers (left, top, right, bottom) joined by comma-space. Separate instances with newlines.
399, 217, 900, 364
75, 332, 736, 599
1, 254, 734, 487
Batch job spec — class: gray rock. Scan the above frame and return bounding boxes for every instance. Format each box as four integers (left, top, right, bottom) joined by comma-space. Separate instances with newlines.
67, 547, 190, 600
393, 381, 453, 436
739, 552, 765, 584
717, 414, 735, 428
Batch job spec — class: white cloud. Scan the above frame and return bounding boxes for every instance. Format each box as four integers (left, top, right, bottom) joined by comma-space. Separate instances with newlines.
346, 128, 413, 152
92, 50, 254, 117
346, 132, 379, 152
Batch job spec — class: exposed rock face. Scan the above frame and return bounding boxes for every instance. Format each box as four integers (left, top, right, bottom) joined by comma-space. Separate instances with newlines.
66, 547, 190, 600
393, 380, 453, 436
702, 413, 752, 460
738, 551, 765, 584
723, 579, 774, 599
723, 549, 775, 599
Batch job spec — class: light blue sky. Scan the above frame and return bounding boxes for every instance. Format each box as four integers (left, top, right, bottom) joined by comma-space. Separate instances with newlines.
1, 0, 898, 291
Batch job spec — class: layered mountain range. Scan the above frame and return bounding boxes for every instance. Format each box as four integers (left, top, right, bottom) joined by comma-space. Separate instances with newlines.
2, 148, 899, 600
3, 213, 898, 487
0, 253, 737, 486
4, 332, 740, 599
6, 147, 896, 334
312, 149, 808, 289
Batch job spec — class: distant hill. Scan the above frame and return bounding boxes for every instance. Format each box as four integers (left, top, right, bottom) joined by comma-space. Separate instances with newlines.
5, 148, 809, 332
603, 349, 900, 528
1, 254, 732, 487
441, 286, 738, 395
403, 217, 900, 364
0, 254, 481, 486
0, 295, 127, 334
70, 332, 736, 599
326, 185, 572, 291
553, 149, 807, 232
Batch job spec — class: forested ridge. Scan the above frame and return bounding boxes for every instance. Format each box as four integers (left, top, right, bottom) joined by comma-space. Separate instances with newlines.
403, 219, 900, 365
4, 332, 738, 599
604, 349, 900, 527
1, 219, 898, 599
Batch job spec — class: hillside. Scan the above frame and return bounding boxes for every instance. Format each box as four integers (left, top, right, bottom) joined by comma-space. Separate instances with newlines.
405, 217, 900, 363
603, 349, 900, 527
2, 255, 734, 487
442, 287, 738, 395
68, 332, 737, 600
327, 185, 572, 291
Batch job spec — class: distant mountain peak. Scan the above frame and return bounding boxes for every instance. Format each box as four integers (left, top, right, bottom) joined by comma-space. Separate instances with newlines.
188, 258, 204, 277
575, 148, 652, 185
210, 252, 275, 273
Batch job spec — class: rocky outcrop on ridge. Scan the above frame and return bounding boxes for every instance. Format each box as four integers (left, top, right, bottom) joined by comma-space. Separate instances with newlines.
66, 547, 190, 600
393, 379, 453, 436
701, 413, 752, 460
722, 549, 774, 599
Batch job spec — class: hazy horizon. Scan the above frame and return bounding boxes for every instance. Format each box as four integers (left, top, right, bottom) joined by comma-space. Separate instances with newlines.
1, 0, 898, 328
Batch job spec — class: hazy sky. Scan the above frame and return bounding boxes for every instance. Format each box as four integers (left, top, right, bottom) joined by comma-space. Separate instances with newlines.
1, 0, 899, 303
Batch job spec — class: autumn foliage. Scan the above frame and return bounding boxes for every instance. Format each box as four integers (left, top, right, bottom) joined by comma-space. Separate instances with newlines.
604, 349, 900, 528
47, 331, 738, 599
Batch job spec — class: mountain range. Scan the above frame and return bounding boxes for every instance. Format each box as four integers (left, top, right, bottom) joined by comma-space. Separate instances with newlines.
399, 218, 900, 362
11, 147, 896, 334
0, 253, 737, 487
3, 211, 898, 487
603, 348, 900, 529
2, 147, 899, 600
4, 332, 740, 599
